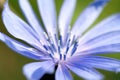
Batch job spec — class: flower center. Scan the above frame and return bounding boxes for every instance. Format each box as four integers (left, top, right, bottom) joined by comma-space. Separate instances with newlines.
41, 32, 78, 62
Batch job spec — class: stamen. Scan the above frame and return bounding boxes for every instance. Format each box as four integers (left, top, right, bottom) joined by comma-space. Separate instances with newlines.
42, 31, 78, 61
49, 54, 55, 62
43, 32, 49, 40
70, 35, 75, 46
54, 34, 58, 46
43, 45, 48, 50
63, 54, 66, 60
48, 46, 54, 55
51, 43, 56, 52
48, 34, 57, 52
58, 44, 61, 60
60, 54, 62, 60
39, 40, 49, 51
48, 38, 56, 52
65, 39, 71, 54
71, 41, 78, 56
59, 35, 63, 47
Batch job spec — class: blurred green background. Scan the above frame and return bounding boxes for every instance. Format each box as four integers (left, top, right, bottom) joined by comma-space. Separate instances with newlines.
0, 0, 120, 80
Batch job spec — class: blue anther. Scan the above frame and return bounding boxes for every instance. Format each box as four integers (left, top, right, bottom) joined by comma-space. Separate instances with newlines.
51, 43, 57, 52
60, 35, 63, 47
64, 54, 66, 60
60, 54, 62, 60
71, 47, 77, 56
48, 46, 54, 54
43, 45, 49, 50
65, 39, 71, 54
71, 41, 78, 56
66, 46, 69, 54
49, 54, 55, 62
54, 34, 58, 45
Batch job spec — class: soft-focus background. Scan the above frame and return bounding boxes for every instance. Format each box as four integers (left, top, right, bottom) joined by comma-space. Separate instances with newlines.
0, 0, 120, 80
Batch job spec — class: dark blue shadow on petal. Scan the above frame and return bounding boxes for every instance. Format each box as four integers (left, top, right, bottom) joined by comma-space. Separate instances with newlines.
40, 65, 58, 80
91, 0, 109, 9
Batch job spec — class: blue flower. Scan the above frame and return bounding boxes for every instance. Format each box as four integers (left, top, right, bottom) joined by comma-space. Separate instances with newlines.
1, 0, 120, 80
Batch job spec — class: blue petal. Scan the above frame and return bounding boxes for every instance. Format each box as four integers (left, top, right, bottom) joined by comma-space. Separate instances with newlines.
76, 31, 120, 53
66, 61, 103, 80
0, 33, 50, 60
2, 2, 43, 49
37, 0, 58, 48
77, 44, 120, 55
56, 63, 73, 80
23, 61, 55, 80
82, 56, 120, 72
58, 0, 76, 44
78, 14, 120, 46
19, 0, 46, 42
71, 0, 109, 39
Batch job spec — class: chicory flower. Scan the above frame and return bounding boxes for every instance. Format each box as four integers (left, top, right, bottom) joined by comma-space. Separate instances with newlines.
0, 0, 120, 80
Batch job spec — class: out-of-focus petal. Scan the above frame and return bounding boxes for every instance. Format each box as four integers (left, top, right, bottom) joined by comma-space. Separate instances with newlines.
58, 0, 76, 44
0, 32, 50, 60
55, 63, 73, 80
23, 61, 55, 80
76, 30, 120, 53
71, 0, 109, 39
19, 0, 46, 42
82, 56, 120, 72
66, 61, 103, 80
37, 0, 57, 32
2, 2, 43, 49
37, 0, 58, 48
77, 44, 120, 55
78, 14, 120, 45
